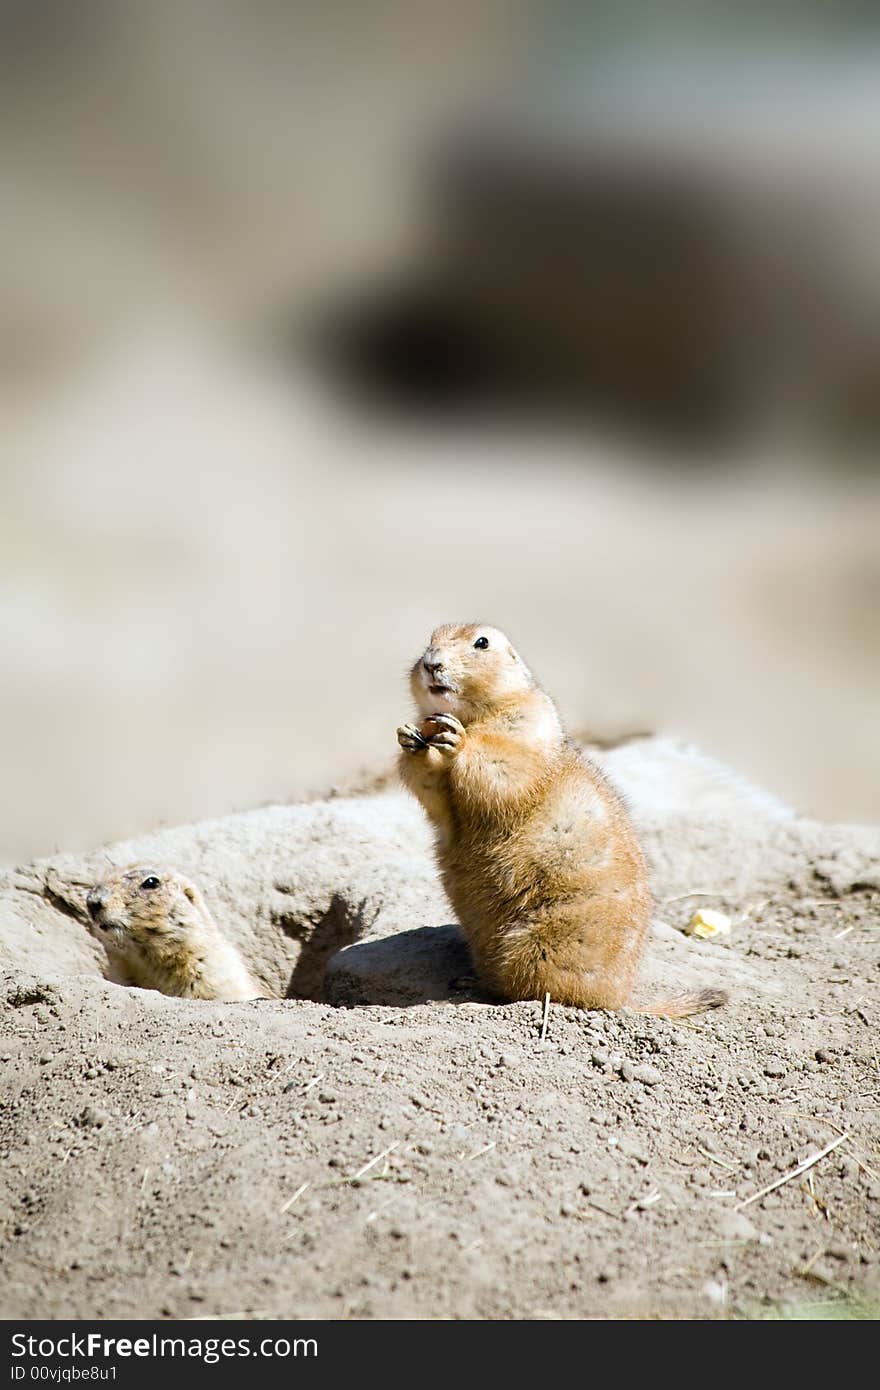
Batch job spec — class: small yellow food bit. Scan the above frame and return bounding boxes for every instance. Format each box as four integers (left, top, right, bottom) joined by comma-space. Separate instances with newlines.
686, 908, 732, 940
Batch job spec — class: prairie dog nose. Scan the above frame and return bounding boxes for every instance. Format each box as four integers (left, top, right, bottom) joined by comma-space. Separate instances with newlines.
422, 647, 443, 673
86, 886, 108, 921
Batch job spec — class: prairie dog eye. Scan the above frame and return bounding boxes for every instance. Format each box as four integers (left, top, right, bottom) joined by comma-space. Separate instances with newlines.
473, 636, 489, 650
140, 876, 161, 890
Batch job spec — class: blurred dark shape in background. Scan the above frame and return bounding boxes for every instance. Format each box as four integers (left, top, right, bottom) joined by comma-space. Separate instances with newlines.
4, 0, 880, 448
1, 3, 879, 860
317, 24, 880, 448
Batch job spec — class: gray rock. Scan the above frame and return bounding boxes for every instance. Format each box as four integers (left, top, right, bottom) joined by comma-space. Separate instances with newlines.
718, 1212, 759, 1242
826, 1243, 851, 1261
702, 1279, 728, 1307
79, 1105, 109, 1129
617, 1137, 650, 1165
632, 1064, 662, 1087
763, 1059, 787, 1078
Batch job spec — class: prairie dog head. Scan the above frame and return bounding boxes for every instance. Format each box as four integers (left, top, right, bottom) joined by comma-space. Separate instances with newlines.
410, 622, 533, 722
86, 865, 210, 958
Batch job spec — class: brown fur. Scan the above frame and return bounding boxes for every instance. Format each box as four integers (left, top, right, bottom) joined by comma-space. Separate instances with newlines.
86, 865, 266, 1001
398, 623, 726, 1018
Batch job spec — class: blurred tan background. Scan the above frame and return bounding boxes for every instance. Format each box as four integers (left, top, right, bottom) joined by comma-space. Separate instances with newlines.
2, 2, 879, 863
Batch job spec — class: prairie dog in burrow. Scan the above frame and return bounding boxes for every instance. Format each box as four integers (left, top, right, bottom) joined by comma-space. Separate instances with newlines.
86, 865, 266, 1001
397, 622, 726, 1017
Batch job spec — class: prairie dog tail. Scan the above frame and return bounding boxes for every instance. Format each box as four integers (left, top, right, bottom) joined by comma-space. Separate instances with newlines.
628, 986, 728, 1019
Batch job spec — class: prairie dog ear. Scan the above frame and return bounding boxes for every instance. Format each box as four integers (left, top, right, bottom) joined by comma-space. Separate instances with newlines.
183, 883, 198, 903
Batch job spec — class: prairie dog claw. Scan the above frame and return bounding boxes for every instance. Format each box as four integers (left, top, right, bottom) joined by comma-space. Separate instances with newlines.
397, 723, 428, 753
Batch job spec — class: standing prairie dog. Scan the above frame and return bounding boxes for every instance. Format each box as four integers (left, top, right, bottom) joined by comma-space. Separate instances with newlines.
397, 623, 726, 1018
86, 865, 266, 1001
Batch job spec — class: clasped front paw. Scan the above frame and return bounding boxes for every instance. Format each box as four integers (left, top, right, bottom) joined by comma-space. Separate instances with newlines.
397, 723, 428, 753
422, 712, 465, 754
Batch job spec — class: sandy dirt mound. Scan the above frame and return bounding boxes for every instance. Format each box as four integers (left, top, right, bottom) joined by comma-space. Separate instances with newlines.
1, 739, 878, 1319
